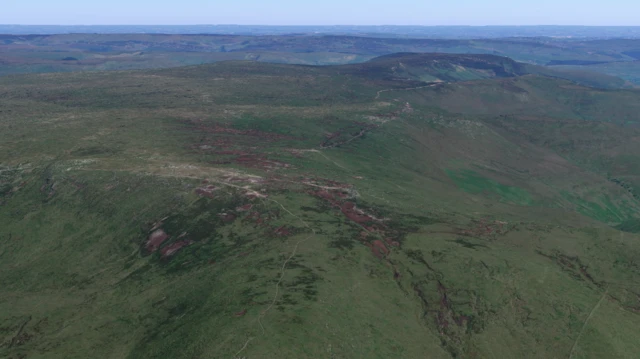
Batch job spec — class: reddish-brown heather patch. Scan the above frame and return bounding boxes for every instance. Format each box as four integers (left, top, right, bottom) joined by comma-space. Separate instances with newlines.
160, 240, 193, 258
310, 182, 403, 262
370, 239, 390, 258
236, 204, 253, 212
314, 190, 336, 202
457, 218, 508, 238
432, 280, 471, 335
195, 185, 218, 199
244, 211, 261, 221
372, 240, 389, 254
146, 229, 169, 252
341, 202, 376, 225
371, 246, 383, 259
219, 213, 237, 223
216, 150, 250, 155
230, 154, 292, 171
273, 225, 293, 237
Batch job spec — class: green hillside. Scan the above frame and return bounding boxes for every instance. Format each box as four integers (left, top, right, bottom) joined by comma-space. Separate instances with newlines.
1, 56, 640, 358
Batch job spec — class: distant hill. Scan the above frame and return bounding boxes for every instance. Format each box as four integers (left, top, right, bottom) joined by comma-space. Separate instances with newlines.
343, 53, 529, 82
340, 52, 632, 89
1, 34, 640, 85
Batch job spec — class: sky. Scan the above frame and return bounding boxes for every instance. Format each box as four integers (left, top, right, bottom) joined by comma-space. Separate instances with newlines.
2, 0, 640, 26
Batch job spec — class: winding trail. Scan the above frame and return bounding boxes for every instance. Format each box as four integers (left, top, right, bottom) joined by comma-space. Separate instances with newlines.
568, 287, 609, 359
232, 197, 316, 358
257, 198, 316, 333
375, 83, 440, 100
310, 149, 351, 171
233, 337, 253, 359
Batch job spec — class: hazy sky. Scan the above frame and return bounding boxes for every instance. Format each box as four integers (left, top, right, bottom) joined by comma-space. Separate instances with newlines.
3, 0, 640, 26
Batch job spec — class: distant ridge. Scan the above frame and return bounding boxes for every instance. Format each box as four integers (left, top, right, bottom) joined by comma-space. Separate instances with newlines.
3, 25, 640, 38
341, 52, 631, 88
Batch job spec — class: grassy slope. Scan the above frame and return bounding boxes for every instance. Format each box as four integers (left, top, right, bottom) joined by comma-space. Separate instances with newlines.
1, 61, 640, 358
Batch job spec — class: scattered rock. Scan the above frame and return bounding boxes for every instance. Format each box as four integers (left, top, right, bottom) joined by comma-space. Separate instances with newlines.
146, 229, 169, 252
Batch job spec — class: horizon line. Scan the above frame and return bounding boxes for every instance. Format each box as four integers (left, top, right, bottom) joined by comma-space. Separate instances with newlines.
3, 24, 640, 27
